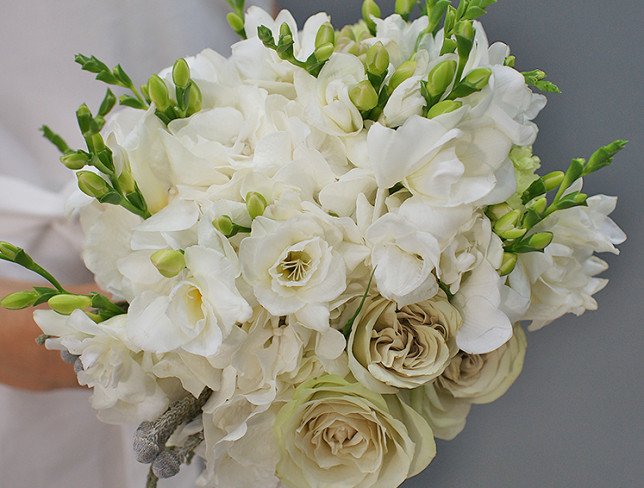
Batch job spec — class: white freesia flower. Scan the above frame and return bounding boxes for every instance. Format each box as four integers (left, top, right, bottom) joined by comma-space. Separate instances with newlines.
518, 193, 626, 329
438, 325, 527, 404
372, 14, 429, 67
348, 293, 461, 393
239, 208, 367, 331
367, 213, 441, 307
127, 245, 252, 356
275, 376, 436, 488
295, 53, 367, 135
34, 310, 168, 424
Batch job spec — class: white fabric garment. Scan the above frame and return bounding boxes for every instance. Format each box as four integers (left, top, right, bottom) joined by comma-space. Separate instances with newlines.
0, 1, 270, 487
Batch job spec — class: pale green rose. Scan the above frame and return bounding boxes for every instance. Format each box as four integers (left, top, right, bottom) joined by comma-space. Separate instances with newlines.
438, 325, 527, 404
348, 292, 462, 393
275, 375, 436, 488
403, 382, 472, 441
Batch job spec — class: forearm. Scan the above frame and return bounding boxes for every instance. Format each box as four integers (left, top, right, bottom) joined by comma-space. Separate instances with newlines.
0, 279, 92, 391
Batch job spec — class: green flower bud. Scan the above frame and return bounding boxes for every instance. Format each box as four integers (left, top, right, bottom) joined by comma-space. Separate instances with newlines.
48, 294, 93, 315
90, 133, 106, 153
362, 0, 382, 34
486, 203, 513, 221
315, 23, 335, 49
77, 171, 112, 199
246, 192, 268, 219
0, 242, 21, 260
526, 232, 554, 251
395, 0, 416, 19
226, 12, 245, 35
257, 25, 275, 46
463, 67, 492, 90
526, 196, 548, 215
60, 151, 90, 170
455, 20, 475, 42
279, 22, 293, 40
504, 55, 516, 68
0, 291, 39, 310
213, 215, 235, 237
426, 100, 462, 119
494, 209, 522, 233
584, 139, 628, 175
117, 164, 136, 195
541, 171, 565, 191
148, 74, 171, 111
349, 80, 379, 112
172, 58, 191, 88
387, 60, 416, 94
498, 227, 528, 240
498, 253, 518, 277
187, 82, 203, 115
426, 60, 457, 98
76, 104, 93, 134
365, 42, 389, 77
150, 249, 186, 278
314, 43, 335, 63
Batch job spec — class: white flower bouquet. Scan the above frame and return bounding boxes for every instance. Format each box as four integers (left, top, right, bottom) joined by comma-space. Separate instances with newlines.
0, 1, 627, 487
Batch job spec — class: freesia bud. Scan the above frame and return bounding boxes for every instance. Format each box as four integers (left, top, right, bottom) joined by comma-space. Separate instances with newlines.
0, 291, 39, 310
362, 0, 382, 33
426, 100, 462, 119
395, 0, 416, 19
150, 249, 186, 278
48, 294, 93, 315
542, 171, 565, 191
246, 192, 268, 219
314, 43, 335, 62
148, 74, 171, 111
77, 171, 112, 199
0, 242, 21, 260
504, 55, 516, 68
365, 42, 389, 77
455, 20, 475, 42
498, 253, 518, 277
60, 152, 89, 170
187, 82, 203, 115
213, 215, 235, 237
486, 203, 513, 221
315, 23, 335, 49
279, 22, 293, 40
526, 232, 554, 251
494, 209, 522, 233
387, 60, 416, 94
349, 80, 379, 112
426, 60, 457, 98
498, 227, 528, 240
76, 104, 93, 134
226, 12, 245, 36
526, 197, 548, 215
117, 164, 136, 195
172, 58, 191, 88
463, 68, 492, 90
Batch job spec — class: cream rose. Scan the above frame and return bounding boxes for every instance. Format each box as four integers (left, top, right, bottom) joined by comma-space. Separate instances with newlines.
348, 293, 462, 393
438, 325, 527, 404
275, 375, 436, 488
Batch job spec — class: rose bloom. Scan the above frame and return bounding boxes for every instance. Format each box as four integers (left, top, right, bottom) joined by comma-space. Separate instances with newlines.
438, 324, 527, 404
275, 375, 435, 488
348, 292, 462, 393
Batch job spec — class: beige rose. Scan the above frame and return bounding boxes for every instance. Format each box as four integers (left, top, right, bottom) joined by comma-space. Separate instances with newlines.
275, 375, 436, 488
438, 324, 527, 404
403, 382, 472, 441
348, 292, 462, 393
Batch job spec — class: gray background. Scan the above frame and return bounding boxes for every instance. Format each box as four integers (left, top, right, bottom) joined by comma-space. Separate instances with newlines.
276, 1, 644, 487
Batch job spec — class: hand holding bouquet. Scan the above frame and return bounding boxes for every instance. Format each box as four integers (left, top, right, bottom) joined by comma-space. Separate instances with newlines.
1, 1, 626, 487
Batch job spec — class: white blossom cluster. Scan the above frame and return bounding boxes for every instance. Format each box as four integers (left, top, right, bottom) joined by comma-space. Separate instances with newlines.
30, 6, 626, 488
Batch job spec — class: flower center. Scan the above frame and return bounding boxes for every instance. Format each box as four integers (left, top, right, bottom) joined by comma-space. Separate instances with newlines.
277, 250, 312, 282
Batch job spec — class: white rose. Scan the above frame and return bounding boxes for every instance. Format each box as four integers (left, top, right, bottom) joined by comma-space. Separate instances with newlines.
34, 310, 168, 424
348, 292, 462, 393
518, 193, 626, 330
239, 209, 367, 331
438, 325, 527, 404
275, 376, 436, 488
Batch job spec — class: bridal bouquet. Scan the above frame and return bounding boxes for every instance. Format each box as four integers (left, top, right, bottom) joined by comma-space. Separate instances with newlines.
1, 1, 627, 487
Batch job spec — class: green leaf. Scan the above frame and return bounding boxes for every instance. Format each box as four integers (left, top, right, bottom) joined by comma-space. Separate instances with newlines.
40, 125, 70, 154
